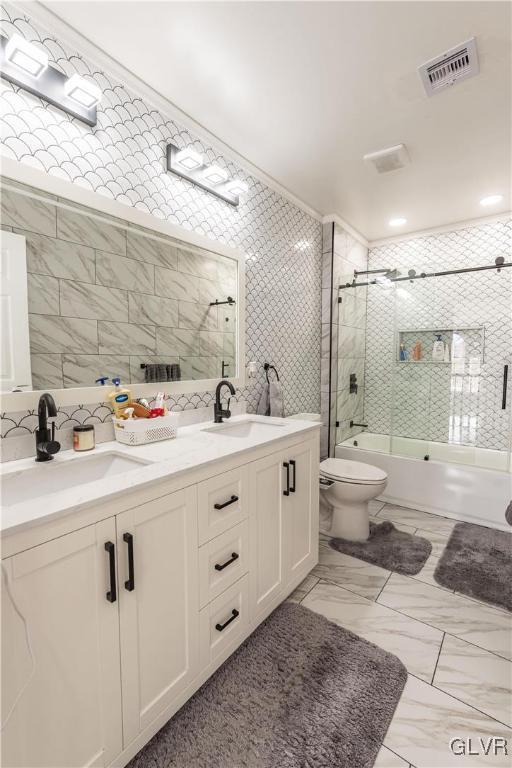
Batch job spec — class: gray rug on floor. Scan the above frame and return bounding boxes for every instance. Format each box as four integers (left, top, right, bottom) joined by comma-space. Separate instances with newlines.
434, 522, 512, 612
329, 520, 432, 576
127, 602, 407, 768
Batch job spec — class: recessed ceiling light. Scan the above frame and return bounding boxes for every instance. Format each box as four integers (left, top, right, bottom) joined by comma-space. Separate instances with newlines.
226, 180, 248, 196
202, 165, 228, 185
480, 194, 503, 207
389, 217, 407, 227
5, 33, 48, 78
175, 147, 203, 171
64, 74, 102, 109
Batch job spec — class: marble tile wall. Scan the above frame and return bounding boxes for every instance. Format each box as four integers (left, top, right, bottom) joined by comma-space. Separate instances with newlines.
0, 2, 322, 450
2, 181, 237, 390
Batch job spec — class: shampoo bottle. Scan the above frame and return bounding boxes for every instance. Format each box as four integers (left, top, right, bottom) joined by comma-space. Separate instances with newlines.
432, 334, 445, 362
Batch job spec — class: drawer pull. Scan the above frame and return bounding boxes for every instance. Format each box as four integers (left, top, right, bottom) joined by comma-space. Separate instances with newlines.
215, 608, 239, 632
214, 552, 239, 572
214, 495, 239, 510
289, 459, 296, 493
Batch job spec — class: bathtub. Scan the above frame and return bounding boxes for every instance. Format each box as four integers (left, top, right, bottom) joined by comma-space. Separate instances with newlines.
336, 433, 511, 531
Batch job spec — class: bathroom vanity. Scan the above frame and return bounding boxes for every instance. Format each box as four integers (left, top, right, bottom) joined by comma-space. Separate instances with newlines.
1, 416, 320, 768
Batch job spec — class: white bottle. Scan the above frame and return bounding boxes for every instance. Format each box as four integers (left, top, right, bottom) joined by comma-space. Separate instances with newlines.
443, 342, 450, 362
432, 334, 445, 362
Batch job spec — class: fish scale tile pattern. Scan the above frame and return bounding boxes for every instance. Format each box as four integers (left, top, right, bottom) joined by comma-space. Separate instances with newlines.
364, 220, 512, 450
0, 3, 322, 437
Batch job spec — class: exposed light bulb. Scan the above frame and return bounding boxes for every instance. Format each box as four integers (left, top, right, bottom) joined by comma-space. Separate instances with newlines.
202, 165, 228, 185
64, 74, 102, 108
5, 33, 48, 78
175, 147, 203, 171
226, 180, 248, 196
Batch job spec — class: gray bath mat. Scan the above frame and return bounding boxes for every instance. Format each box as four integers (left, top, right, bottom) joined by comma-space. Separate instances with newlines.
434, 522, 512, 612
127, 602, 407, 768
329, 520, 432, 576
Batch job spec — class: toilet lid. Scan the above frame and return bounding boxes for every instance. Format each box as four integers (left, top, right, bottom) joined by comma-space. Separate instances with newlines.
320, 458, 387, 484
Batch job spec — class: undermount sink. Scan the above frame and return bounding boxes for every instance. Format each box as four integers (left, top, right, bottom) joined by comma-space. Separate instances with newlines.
202, 418, 287, 439
1, 451, 151, 508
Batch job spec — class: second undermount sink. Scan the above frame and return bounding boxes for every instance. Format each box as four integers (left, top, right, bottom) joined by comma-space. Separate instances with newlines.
1, 451, 151, 508
202, 418, 287, 439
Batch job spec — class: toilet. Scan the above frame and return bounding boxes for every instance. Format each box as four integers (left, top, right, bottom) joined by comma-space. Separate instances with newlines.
319, 458, 388, 541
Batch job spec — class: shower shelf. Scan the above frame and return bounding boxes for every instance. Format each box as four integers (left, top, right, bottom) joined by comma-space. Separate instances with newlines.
396, 326, 485, 365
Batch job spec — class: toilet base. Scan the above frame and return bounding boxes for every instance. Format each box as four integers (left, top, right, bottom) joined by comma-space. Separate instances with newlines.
330, 501, 370, 541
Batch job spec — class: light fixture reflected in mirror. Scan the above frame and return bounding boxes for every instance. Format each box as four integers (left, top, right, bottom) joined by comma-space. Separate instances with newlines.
226, 180, 248, 196
202, 165, 229, 185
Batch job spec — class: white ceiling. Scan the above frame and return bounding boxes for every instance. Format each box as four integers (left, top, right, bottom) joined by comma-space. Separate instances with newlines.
40, 1, 511, 240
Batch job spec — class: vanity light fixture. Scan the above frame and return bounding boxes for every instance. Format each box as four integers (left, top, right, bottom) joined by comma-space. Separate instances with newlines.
64, 74, 102, 109
0, 34, 100, 126
175, 147, 203, 171
480, 194, 503, 207
166, 143, 243, 206
389, 217, 407, 227
226, 179, 248, 196
5, 33, 48, 78
202, 164, 229, 185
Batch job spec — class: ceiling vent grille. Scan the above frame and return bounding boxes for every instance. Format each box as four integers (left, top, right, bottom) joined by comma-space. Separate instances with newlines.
418, 37, 479, 97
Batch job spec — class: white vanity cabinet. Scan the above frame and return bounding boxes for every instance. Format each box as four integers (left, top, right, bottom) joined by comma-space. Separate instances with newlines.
0, 429, 319, 768
1, 518, 123, 768
116, 487, 200, 744
249, 438, 317, 622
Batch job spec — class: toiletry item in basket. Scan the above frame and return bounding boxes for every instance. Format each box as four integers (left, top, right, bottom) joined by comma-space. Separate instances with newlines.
130, 401, 151, 418
432, 334, 445, 362
108, 378, 132, 418
123, 407, 135, 420
412, 341, 422, 361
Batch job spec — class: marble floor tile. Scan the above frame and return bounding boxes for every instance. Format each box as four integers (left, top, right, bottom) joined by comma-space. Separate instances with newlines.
374, 745, 410, 767
384, 675, 511, 767
311, 537, 390, 599
377, 504, 457, 536
415, 528, 450, 558
287, 574, 320, 604
410, 554, 453, 592
368, 499, 386, 515
378, 574, 512, 660
434, 635, 512, 727
303, 581, 443, 682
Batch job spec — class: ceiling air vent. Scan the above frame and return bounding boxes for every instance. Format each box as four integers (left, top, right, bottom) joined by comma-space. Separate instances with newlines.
363, 144, 410, 174
418, 37, 479, 97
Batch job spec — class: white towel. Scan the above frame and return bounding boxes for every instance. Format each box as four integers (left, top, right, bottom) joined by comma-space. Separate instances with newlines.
256, 384, 270, 416
269, 380, 284, 417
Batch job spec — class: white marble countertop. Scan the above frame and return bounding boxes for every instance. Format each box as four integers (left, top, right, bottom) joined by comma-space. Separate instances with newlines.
1, 415, 320, 538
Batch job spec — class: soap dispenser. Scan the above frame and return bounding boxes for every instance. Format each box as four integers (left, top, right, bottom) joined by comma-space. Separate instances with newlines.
432, 334, 445, 362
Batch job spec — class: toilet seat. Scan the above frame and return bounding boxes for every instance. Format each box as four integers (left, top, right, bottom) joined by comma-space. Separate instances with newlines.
320, 458, 387, 486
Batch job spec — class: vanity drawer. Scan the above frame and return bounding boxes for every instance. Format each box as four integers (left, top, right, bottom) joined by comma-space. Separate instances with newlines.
200, 574, 249, 665
199, 520, 248, 608
197, 466, 248, 544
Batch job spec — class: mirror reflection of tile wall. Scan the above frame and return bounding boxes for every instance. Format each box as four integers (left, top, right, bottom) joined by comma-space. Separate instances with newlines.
1, 181, 237, 389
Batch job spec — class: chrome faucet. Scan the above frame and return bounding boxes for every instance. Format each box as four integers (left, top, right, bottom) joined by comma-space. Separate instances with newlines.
35, 393, 61, 462
214, 380, 236, 424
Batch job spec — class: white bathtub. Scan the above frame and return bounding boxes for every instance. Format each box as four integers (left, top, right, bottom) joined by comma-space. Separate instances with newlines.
336, 433, 511, 531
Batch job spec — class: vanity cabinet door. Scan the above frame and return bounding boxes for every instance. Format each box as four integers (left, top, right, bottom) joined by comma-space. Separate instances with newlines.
117, 487, 200, 745
248, 449, 287, 622
1, 518, 122, 768
285, 438, 318, 580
